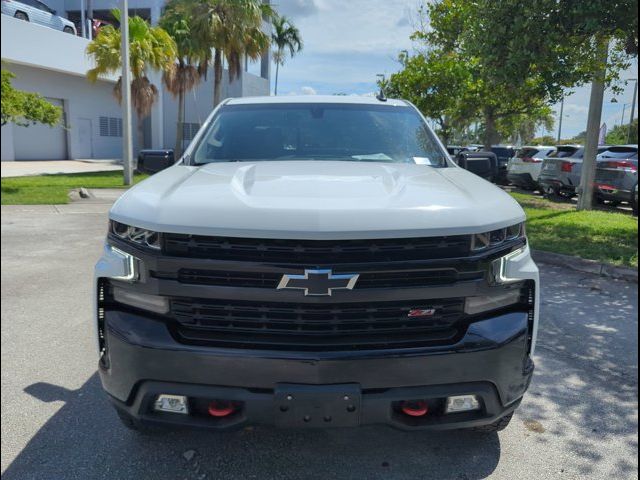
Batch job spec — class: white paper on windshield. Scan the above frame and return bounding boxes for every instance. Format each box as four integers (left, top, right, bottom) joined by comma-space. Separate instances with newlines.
351, 153, 393, 161
413, 157, 433, 165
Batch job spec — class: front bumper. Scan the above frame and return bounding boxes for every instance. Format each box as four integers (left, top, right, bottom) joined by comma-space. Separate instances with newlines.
101, 308, 534, 430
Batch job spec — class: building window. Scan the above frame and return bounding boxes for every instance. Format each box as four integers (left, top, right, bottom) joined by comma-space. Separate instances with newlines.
99, 116, 122, 137
182, 123, 201, 141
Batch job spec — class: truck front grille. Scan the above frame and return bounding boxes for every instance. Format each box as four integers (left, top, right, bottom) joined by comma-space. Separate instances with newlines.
163, 234, 472, 264
166, 267, 484, 289
170, 297, 466, 350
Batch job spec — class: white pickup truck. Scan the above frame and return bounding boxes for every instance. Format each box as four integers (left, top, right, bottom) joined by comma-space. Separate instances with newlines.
94, 95, 539, 433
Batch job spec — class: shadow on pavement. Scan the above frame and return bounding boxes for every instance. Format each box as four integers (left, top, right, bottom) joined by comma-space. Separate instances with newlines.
516, 266, 638, 478
4, 374, 501, 480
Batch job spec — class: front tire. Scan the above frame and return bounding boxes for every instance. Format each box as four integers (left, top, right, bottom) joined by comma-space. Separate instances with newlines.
472, 412, 513, 432
14, 11, 29, 21
63, 26, 75, 34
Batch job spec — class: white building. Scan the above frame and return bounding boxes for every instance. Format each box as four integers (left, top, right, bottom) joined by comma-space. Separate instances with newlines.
1, 1, 271, 161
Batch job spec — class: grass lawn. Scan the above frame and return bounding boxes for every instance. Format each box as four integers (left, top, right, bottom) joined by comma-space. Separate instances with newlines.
511, 192, 638, 268
1, 171, 148, 205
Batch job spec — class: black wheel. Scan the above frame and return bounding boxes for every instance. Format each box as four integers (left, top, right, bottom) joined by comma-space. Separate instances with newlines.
472, 412, 513, 433
63, 26, 75, 34
632, 185, 638, 217
14, 11, 29, 21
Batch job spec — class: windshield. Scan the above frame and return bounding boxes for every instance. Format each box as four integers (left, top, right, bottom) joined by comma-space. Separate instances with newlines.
549, 146, 580, 158
191, 103, 449, 167
517, 148, 540, 158
491, 147, 515, 158
599, 146, 638, 159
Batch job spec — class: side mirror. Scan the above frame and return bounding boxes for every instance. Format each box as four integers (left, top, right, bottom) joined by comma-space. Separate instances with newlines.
137, 149, 175, 174
455, 152, 498, 182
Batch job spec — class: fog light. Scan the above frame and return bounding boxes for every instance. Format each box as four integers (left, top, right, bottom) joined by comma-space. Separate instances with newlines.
113, 288, 169, 314
445, 395, 480, 414
154, 394, 189, 414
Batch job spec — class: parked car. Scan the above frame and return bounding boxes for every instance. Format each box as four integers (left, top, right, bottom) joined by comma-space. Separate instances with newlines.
506, 146, 557, 190
1, 0, 77, 34
538, 145, 610, 198
490, 145, 517, 184
594, 145, 638, 206
446, 145, 468, 160
94, 95, 539, 434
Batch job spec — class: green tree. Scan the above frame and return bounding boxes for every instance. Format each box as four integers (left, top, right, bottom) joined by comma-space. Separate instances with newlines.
606, 119, 639, 144
160, 0, 210, 158
531, 135, 558, 145
411, 0, 635, 149
1, 70, 62, 127
86, 10, 177, 151
383, 50, 476, 145
271, 15, 302, 96
191, 0, 274, 107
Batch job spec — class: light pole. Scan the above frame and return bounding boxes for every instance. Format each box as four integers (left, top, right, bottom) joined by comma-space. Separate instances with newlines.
620, 103, 630, 127
557, 97, 564, 142
120, 0, 133, 185
627, 78, 638, 144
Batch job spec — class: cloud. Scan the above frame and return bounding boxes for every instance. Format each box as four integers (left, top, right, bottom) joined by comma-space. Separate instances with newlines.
300, 86, 317, 95
275, 0, 321, 18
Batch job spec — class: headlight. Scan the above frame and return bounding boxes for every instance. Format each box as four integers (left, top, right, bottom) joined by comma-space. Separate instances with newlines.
471, 222, 525, 251
488, 246, 528, 285
109, 220, 161, 250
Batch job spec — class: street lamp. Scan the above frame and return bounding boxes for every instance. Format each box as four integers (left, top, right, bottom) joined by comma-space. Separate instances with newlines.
557, 97, 564, 142
627, 78, 638, 144
120, 0, 133, 185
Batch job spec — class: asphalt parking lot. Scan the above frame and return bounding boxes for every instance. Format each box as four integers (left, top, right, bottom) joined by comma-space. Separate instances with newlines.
1, 200, 637, 480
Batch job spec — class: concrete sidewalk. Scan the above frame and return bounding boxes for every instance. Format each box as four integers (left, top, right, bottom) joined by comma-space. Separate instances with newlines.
1, 160, 122, 178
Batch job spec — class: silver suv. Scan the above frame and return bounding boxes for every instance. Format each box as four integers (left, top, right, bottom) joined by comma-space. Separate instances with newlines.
2, 0, 77, 34
538, 145, 610, 199
594, 145, 638, 206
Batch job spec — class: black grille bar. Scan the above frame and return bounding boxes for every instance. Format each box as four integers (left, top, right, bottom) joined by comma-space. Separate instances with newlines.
160, 267, 485, 290
163, 234, 472, 263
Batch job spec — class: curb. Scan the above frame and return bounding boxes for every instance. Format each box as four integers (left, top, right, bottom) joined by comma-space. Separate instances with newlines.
531, 250, 638, 283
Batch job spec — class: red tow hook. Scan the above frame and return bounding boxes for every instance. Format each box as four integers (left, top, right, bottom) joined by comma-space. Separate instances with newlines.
207, 400, 237, 417
400, 400, 429, 417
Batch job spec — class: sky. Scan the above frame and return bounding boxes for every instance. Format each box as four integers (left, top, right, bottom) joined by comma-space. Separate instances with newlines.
266, 0, 639, 139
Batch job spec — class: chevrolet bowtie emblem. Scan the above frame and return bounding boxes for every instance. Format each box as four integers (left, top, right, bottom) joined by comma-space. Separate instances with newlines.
277, 269, 359, 296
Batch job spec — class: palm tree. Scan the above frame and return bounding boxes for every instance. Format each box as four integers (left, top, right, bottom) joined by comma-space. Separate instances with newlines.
271, 15, 302, 96
160, 0, 208, 158
192, 0, 274, 107
86, 10, 176, 152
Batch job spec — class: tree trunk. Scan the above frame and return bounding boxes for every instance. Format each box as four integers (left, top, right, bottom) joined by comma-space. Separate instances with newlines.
483, 112, 499, 151
213, 49, 223, 107
274, 61, 280, 96
175, 89, 184, 159
577, 37, 609, 211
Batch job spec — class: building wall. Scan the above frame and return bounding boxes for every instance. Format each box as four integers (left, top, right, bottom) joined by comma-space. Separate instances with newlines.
1, 3, 270, 161
2, 63, 140, 161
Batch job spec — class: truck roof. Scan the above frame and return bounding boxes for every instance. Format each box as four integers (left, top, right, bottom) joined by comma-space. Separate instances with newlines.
226, 95, 409, 107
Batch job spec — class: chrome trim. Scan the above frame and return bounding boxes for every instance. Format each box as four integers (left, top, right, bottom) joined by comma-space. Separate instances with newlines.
277, 269, 360, 296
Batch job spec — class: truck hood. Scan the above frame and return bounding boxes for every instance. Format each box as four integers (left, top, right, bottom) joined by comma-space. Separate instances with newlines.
110, 161, 526, 239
